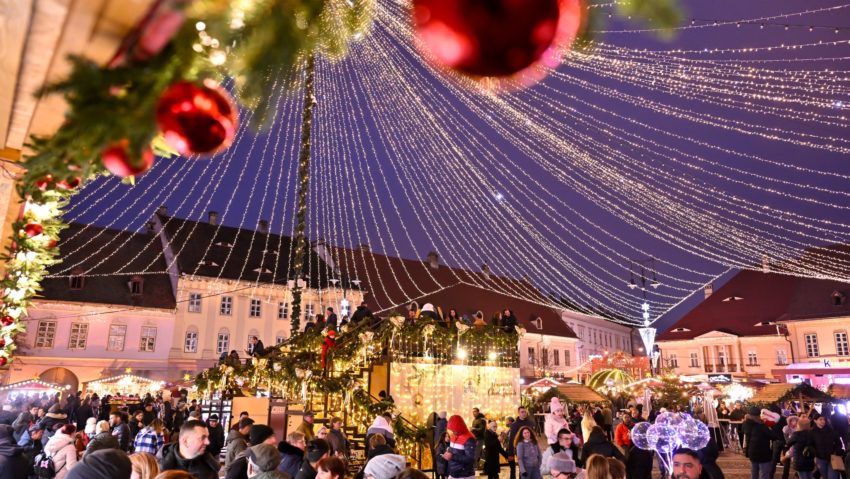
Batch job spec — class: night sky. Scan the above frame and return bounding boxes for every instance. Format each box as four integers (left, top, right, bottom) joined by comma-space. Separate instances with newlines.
63, 0, 850, 329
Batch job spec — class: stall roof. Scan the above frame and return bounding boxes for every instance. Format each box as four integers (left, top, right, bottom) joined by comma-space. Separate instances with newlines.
0, 379, 63, 392
556, 384, 608, 403
828, 384, 850, 400
750, 383, 834, 404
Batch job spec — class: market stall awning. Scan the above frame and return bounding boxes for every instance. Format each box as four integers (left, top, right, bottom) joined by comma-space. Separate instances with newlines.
750, 382, 834, 404
84, 374, 164, 397
827, 384, 850, 400
0, 379, 63, 393
556, 384, 608, 404
525, 378, 563, 390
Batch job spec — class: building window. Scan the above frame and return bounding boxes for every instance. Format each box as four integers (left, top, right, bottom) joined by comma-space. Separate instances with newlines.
554, 349, 560, 366
139, 326, 157, 352
805, 333, 819, 357
188, 293, 202, 313
34, 320, 56, 348
220, 296, 233, 316
184, 329, 198, 353
216, 330, 230, 355
542, 348, 549, 366
305, 303, 315, 319
129, 277, 143, 295
68, 323, 88, 350
69, 273, 84, 290
250, 298, 262, 317
689, 352, 699, 367
564, 349, 570, 366
835, 331, 849, 356
668, 354, 678, 368
275, 335, 286, 345
107, 324, 127, 352
776, 349, 788, 365
717, 351, 727, 366
528, 347, 535, 366
278, 302, 289, 320
747, 352, 758, 366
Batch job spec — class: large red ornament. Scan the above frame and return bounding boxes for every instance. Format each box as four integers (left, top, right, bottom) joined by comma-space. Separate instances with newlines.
102, 142, 155, 178
412, 0, 585, 90
156, 80, 238, 156
0, 316, 13, 327
35, 176, 53, 191
55, 177, 81, 190
23, 223, 43, 238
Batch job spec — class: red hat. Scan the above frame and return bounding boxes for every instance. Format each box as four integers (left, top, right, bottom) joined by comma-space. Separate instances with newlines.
327, 330, 336, 338
447, 415, 474, 445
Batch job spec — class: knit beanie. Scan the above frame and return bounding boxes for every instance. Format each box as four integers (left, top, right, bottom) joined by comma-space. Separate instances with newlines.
248, 443, 282, 472
364, 454, 406, 479
249, 424, 276, 445
66, 449, 132, 479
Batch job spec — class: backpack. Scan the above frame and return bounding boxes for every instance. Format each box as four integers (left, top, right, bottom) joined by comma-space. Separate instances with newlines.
33, 450, 57, 478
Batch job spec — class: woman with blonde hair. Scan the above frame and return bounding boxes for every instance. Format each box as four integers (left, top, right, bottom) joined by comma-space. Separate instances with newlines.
130, 452, 160, 479
584, 454, 609, 479
580, 408, 596, 443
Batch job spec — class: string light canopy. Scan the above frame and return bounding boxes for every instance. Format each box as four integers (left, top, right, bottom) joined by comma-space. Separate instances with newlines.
4, 1, 850, 367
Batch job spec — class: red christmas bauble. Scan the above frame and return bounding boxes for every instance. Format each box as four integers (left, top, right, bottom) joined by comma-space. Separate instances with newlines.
0, 357, 7, 367
0, 339, 6, 348
45, 238, 58, 249
156, 80, 238, 156
102, 142, 155, 178
412, 0, 584, 90
0, 316, 13, 326
23, 223, 43, 237
56, 177, 81, 190
36, 175, 54, 191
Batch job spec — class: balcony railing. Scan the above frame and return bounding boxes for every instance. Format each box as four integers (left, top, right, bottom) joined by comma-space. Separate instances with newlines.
728, 363, 737, 372
716, 364, 726, 373
704, 365, 714, 373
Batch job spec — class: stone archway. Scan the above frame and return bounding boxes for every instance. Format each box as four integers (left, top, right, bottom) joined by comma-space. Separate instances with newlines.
40, 367, 78, 393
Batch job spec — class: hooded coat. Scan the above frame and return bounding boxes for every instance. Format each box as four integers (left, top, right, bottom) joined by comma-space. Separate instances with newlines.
158, 441, 221, 479
742, 416, 778, 463
580, 428, 624, 463
0, 425, 27, 479
277, 441, 304, 477
447, 415, 476, 478
44, 431, 78, 479
365, 416, 396, 456
224, 429, 249, 472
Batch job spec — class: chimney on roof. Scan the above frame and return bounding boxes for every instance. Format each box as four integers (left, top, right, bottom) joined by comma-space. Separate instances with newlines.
481, 263, 490, 280
359, 243, 371, 253
208, 211, 219, 225
258, 219, 269, 234
762, 254, 770, 273
704, 283, 713, 299
426, 250, 439, 269
157, 205, 168, 216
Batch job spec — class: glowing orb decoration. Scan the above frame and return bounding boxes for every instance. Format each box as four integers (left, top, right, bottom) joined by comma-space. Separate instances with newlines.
631, 421, 652, 450
647, 424, 679, 454
677, 419, 711, 451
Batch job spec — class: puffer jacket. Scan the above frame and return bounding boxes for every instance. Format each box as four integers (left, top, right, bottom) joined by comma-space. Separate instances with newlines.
516, 439, 541, 475
742, 417, 778, 463
44, 432, 78, 479
159, 441, 220, 479
448, 437, 476, 478
85, 431, 119, 455
581, 428, 625, 462
787, 430, 815, 472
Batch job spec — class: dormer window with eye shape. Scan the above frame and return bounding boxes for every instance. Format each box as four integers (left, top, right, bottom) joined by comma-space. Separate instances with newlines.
670, 327, 691, 333
832, 291, 846, 306
128, 276, 144, 295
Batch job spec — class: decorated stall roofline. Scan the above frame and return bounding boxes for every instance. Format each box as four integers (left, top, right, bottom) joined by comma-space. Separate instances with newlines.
0, 379, 64, 392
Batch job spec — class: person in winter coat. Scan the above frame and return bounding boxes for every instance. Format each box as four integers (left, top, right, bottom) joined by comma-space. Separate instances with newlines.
67, 449, 132, 479
811, 414, 841, 479
443, 415, 477, 479
580, 409, 596, 444
434, 412, 448, 449
133, 419, 165, 456
434, 432, 450, 479
483, 421, 508, 479
75, 399, 103, 433
507, 407, 537, 479
780, 415, 800, 479
366, 415, 396, 456
697, 431, 724, 479
367, 434, 394, 460
787, 418, 815, 479
614, 412, 632, 449
39, 404, 68, 445
206, 414, 225, 457
225, 424, 278, 479
110, 412, 131, 452
742, 407, 779, 479
44, 424, 79, 479
471, 408, 487, 469
86, 420, 119, 455
544, 398, 569, 445
12, 405, 37, 442
363, 454, 406, 479
540, 429, 579, 477
326, 417, 348, 458
296, 439, 331, 479
278, 431, 306, 477
158, 420, 221, 479
296, 412, 316, 441
501, 309, 517, 333
246, 444, 289, 479
0, 424, 27, 479
514, 427, 542, 479
581, 426, 625, 463
225, 418, 254, 473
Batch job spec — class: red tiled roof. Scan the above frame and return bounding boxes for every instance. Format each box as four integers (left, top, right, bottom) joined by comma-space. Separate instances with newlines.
326, 246, 577, 338
657, 269, 798, 341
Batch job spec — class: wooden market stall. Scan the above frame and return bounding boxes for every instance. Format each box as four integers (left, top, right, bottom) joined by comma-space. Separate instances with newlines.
827, 384, 850, 400
84, 373, 165, 407
556, 384, 609, 404
750, 382, 835, 405
0, 379, 64, 404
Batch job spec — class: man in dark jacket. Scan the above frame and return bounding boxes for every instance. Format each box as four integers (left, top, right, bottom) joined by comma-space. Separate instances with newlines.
159, 420, 220, 479
225, 424, 278, 479
76, 398, 102, 432
110, 411, 131, 452
295, 439, 330, 479
483, 421, 508, 479
66, 449, 132, 479
0, 425, 27, 479
278, 432, 306, 477
471, 408, 487, 470
581, 426, 625, 462
741, 407, 778, 479
207, 414, 226, 457
812, 414, 841, 479
507, 407, 536, 479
